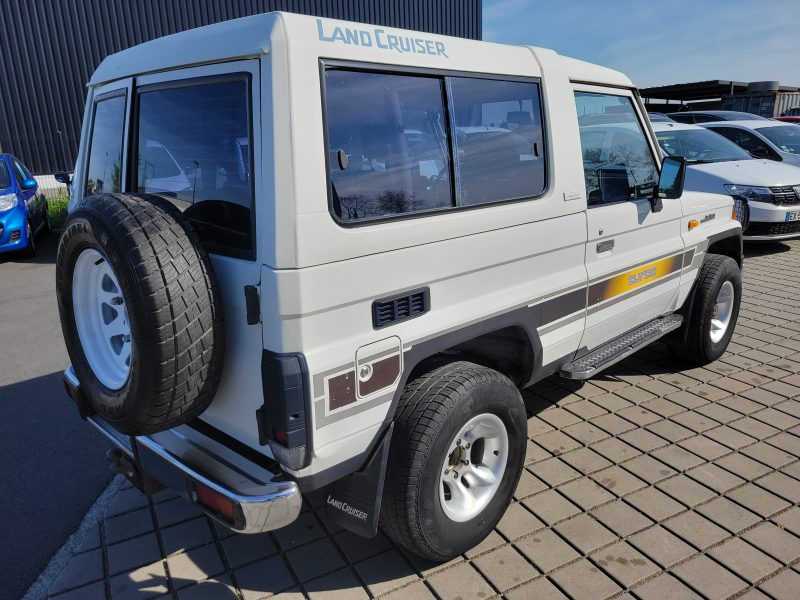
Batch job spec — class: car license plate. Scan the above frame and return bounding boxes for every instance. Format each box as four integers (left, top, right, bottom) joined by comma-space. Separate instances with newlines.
786, 211, 800, 222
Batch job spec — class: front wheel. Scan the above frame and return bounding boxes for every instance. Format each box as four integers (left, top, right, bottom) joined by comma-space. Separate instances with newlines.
381, 361, 527, 561
670, 253, 741, 365
21, 221, 36, 258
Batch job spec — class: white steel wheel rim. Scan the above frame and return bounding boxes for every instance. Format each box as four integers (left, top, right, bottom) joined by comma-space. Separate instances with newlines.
439, 413, 509, 523
710, 280, 734, 344
72, 248, 132, 390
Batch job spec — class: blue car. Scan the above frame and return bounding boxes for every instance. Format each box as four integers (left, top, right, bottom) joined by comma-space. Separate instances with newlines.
0, 153, 49, 257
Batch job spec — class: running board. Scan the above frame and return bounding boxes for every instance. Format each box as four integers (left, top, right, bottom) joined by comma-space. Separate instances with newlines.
560, 315, 683, 380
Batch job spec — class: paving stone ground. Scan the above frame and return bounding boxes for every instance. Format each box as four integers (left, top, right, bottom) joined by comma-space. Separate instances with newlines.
42, 241, 800, 600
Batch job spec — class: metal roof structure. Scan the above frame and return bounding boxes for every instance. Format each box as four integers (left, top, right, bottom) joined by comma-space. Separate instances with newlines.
0, 0, 481, 174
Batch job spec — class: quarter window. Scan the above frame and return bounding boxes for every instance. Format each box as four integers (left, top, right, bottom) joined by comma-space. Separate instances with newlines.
323, 67, 546, 224
574, 92, 658, 206
85, 94, 126, 197
450, 78, 545, 205
135, 77, 254, 258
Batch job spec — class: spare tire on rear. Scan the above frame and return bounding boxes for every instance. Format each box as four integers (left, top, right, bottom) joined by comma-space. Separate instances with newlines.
56, 193, 225, 435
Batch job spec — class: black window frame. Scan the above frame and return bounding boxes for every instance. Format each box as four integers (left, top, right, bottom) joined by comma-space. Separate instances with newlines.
129, 72, 257, 261
573, 90, 661, 209
319, 59, 548, 227
84, 88, 128, 198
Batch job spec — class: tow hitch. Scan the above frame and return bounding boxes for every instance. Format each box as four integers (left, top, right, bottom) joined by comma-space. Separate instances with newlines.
106, 447, 164, 495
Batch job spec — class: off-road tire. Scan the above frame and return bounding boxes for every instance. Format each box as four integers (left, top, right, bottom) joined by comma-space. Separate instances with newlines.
381, 361, 527, 561
670, 253, 741, 365
56, 193, 225, 435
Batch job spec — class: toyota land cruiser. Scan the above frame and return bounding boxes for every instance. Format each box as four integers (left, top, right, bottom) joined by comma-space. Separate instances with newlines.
56, 12, 743, 561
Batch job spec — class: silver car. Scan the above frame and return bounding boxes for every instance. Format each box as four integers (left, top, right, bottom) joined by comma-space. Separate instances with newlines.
701, 120, 800, 167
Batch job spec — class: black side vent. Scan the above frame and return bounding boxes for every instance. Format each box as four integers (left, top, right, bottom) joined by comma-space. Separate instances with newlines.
372, 287, 430, 329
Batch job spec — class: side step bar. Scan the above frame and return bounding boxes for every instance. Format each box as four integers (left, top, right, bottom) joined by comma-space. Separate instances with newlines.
560, 314, 683, 380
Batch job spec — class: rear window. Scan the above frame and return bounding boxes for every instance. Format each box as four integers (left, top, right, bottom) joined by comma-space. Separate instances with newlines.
135, 76, 254, 259
324, 67, 545, 224
0, 161, 10, 189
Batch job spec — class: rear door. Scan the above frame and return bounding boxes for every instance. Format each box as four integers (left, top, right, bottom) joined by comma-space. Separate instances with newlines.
132, 60, 266, 451
573, 86, 685, 351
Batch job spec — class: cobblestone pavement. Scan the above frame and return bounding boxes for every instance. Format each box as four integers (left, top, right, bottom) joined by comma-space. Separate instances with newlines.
41, 242, 800, 600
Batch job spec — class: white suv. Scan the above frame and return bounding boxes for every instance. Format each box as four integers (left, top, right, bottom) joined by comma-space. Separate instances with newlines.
56, 12, 743, 560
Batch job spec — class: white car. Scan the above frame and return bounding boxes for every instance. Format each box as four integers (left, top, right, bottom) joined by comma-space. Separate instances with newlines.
701, 120, 800, 167
653, 122, 800, 241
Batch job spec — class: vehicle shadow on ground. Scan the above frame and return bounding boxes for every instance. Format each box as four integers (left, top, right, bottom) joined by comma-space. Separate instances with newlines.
744, 241, 792, 258
0, 230, 59, 266
521, 344, 683, 412
0, 371, 111, 599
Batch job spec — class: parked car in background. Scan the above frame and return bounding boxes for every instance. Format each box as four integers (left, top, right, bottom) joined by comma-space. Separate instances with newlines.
653, 122, 800, 241
668, 110, 768, 124
0, 154, 49, 257
647, 112, 675, 122
701, 120, 800, 166
773, 116, 800, 124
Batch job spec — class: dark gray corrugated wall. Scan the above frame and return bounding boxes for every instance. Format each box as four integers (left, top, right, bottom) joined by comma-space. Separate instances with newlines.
0, 0, 481, 174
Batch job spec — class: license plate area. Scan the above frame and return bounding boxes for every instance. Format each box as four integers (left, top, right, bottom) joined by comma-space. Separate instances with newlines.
786, 211, 800, 222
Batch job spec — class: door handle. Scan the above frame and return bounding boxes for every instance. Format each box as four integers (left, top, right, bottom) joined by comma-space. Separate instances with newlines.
596, 239, 615, 253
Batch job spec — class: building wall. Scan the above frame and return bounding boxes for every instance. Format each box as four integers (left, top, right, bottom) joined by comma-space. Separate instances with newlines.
0, 0, 481, 174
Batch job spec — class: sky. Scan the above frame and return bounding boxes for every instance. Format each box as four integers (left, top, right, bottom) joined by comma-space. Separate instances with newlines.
483, 0, 799, 89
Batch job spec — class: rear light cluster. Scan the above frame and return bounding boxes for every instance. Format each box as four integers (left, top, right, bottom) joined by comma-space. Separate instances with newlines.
257, 352, 310, 471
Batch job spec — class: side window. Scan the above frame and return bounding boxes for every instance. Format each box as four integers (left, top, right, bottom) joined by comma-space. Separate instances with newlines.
574, 92, 659, 206
0, 161, 10, 189
325, 69, 453, 222
712, 127, 779, 160
323, 68, 547, 224
135, 77, 254, 258
12, 159, 34, 185
85, 94, 126, 196
449, 78, 545, 205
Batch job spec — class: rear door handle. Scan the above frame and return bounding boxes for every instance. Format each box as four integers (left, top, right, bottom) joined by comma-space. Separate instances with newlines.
596, 239, 615, 253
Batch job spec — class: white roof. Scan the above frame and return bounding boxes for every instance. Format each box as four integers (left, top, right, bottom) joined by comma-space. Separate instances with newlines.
89, 11, 632, 88
650, 122, 705, 132
702, 120, 787, 129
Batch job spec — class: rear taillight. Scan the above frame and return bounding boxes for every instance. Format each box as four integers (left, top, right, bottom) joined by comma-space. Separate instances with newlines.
257, 352, 310, 471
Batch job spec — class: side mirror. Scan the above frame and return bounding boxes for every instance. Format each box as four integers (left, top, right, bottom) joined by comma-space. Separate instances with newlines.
657, 156, 686, 203
21, 177, 37, 190
749, 147, 770, 160
54, 172, 72, 185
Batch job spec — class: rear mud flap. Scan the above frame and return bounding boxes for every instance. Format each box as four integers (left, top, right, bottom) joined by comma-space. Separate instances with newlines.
324, 423, 393, 538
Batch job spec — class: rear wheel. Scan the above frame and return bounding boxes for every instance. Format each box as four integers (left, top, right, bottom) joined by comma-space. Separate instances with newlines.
381, 361, 527, 561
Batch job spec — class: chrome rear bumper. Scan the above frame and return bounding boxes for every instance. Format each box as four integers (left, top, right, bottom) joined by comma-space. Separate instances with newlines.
64, 366, 302, 534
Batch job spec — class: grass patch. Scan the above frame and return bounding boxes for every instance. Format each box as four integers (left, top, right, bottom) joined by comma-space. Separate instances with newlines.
47, 189, 69, 230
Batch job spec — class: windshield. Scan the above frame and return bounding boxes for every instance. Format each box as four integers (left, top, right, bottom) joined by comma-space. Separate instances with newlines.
0, 161, 9, 189
656, 128, 751, 163
755, 126, 800, 154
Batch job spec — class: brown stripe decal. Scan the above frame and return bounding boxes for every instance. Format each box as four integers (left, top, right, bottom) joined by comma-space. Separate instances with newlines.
540, 287, 586, 324
682, 248, 695, 268
359, 354, 401, 397
328, 370, 356, 411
